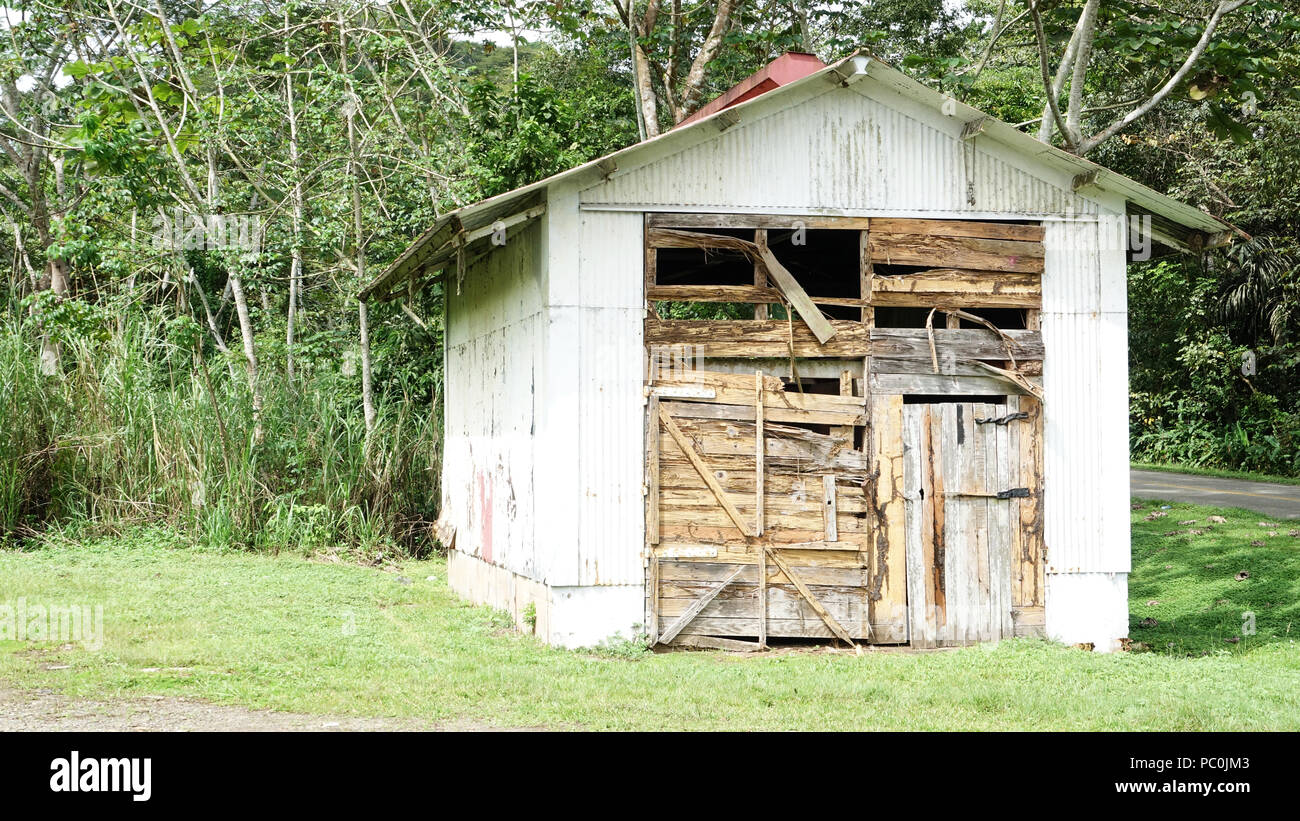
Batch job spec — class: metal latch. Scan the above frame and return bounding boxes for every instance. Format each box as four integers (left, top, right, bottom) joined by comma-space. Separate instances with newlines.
975, 412, 1029, 426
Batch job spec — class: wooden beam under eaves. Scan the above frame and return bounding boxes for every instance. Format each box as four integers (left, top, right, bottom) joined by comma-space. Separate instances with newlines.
457, 203, 547, 246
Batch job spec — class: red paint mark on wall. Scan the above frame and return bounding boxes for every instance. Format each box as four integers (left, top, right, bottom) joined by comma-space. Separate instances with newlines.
477, 471, 494, 564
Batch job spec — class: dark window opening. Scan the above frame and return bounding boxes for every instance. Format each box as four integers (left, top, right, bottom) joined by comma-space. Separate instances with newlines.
958, 308, 1027, 330
873, 307, 933, 328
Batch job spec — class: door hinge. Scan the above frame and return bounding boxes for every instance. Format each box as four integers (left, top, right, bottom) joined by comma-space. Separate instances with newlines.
975, 412, 1029, 426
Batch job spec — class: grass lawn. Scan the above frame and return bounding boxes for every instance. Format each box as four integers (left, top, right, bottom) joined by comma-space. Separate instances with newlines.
1, 503, 1298, 731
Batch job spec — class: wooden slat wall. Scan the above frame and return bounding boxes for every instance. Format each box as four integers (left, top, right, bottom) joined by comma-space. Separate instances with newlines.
643, 214, 1049, 648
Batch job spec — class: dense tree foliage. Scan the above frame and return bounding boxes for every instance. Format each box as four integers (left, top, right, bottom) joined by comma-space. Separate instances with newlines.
1, 0, 1297, 554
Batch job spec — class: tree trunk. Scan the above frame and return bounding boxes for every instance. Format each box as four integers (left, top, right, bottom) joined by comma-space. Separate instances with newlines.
227, 273, 263, 442
341, 14, 376, 437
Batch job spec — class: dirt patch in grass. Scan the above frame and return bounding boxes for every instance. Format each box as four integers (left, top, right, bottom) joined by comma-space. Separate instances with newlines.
0, 687, 544, 732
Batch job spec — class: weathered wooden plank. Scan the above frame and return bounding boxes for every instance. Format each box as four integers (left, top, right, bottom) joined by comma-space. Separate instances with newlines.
647, 227, 755, 250
754, 229, 769, 320
872, 355, 1042, 377
1016, 395, 1045, 608
869, 218, 1044, 242
754, 371, 764, 538
646, 319, 870, 358
822, 474, 838, 542
658, 565, 744, 644
992, 400, 1014, 639
647, 395, 660, 545
647, 213, 872, 230
658, 467, 871, 508
758, 247, 837, 344
660, 585, 869, 623
659, 400, 865, 427
870, 233, 1044, 273
658, 406, 755, 537
1011, 605, 1046, 637
870, 291, 1041, 309
807, 296, 869, 308
657, 559, 868, 587
660, 617, 847, 639
758, 541, 768, 648
871, 269, 1040, 295
869, 394, 909, 643
871, 372, 1040, 396
671, 634, 764, 651
648, 555, 660, 645
654, 544, 720, 559
657, 505, 872, 537
927, 405, 947, 638
765, 547, 858, 644
647, 284, 782, 303
656, 415, 860, 468
657, 369, 865, 408
869, 328, 1043, 360
903, 404, 931, 648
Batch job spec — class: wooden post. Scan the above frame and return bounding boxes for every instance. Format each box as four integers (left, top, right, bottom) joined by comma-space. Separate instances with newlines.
823, 474, 838, 542
755, 370, 764, 536
754, 229, 768, 320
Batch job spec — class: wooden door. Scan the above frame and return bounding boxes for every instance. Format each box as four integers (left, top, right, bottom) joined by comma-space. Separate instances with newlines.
645, 368, 908, 647
902, 399, 1040, 647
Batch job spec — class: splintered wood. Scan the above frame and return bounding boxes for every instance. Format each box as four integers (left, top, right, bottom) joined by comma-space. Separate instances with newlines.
644, 214, 1047, 648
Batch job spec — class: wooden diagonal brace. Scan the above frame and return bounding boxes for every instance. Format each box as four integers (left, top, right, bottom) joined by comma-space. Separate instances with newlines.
764, 547, 860, 645
659, 405, 755, 537
657, 566, 744, 645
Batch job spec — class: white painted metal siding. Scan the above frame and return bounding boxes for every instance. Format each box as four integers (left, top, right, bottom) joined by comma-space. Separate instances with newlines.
580, 81, 1098, 218
575, 211, 645, 586
1041, 218, 1131, 574
534, 199, 646, 588
444, 219, 544, 581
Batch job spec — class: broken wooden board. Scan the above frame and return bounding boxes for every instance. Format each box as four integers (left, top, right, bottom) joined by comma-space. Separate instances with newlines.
870, 372, 1043, 396
869, 233, 1044, 274
869, 328, 1043, 360
869, 218, 1043, 243
757, 247, 837, 344
646, 319, 870, 358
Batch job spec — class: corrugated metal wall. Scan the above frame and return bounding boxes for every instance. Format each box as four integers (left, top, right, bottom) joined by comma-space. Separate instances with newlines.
444, 220, 545, 580
1041, 218, 1131, 573
574, 211, 645, 586
580, 83, 1096, 218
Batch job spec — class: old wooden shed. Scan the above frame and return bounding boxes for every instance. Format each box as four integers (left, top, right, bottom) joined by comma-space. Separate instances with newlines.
363, 52, 1231, 652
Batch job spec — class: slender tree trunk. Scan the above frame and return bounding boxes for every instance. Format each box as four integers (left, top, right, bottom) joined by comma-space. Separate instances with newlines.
1065, 0, 1101, 144
227, 272, 263, 442
284, 5, 304, 383
341, 14, 376, 436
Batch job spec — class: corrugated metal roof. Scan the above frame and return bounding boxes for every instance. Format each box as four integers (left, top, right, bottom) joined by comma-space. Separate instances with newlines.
363, 50, 1234, 301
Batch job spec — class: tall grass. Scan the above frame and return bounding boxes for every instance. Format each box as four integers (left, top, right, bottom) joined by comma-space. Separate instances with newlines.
0, 311, 440, 556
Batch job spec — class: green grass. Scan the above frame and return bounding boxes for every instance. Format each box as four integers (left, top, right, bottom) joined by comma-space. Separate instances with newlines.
1128, 498, 1300, 656
1, 508, 1298, 731
1132, 460, 1300, 486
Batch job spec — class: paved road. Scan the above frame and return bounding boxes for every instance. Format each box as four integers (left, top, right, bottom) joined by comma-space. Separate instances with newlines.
1131, 469, 1300, 520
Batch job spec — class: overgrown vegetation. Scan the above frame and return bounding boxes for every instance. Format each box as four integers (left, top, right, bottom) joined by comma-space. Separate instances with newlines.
1, 0, 1297, 561
0, 310, 440, 556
